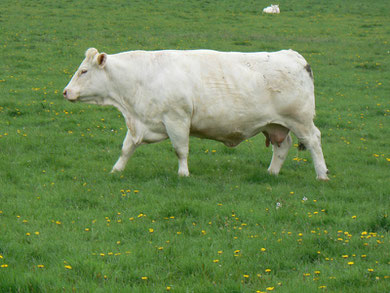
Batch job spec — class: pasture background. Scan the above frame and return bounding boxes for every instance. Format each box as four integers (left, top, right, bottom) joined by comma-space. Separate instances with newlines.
0, 0, 389, 292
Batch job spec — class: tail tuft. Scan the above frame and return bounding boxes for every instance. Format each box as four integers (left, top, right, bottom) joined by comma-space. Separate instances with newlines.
304, 64, 313, 80
298, 142, 306, 151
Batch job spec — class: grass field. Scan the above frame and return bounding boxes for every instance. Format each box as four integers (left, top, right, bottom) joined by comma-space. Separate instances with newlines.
1, 0, 389, 292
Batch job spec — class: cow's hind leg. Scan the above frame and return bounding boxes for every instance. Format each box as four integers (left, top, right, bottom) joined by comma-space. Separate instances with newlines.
164, 118, 190, 177
291, 122, 329, 180
111, 129, 138, 173
268, 132, 292, 175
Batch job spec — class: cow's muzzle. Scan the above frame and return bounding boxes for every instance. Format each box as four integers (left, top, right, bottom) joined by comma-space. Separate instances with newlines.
63, 89, 77, 102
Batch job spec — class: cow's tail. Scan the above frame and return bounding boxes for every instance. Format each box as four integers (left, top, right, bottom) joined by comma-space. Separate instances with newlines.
299, 62, 314, 152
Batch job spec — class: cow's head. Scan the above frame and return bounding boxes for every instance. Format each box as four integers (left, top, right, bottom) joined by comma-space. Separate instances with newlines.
63, 48, 108, 104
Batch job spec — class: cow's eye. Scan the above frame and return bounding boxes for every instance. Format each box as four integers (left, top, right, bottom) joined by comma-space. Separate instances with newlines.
80, 69, 88, 75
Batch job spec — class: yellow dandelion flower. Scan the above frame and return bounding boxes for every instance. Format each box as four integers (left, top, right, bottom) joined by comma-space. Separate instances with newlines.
1, 264, 8, 268
243, 274, 249, 278
141, 276, 148, 280
348, 262, 354, 265
261, 248, 266, 252
149, 228, 154, 233
64, 265, 72, 270
213, 259, 219, 263
266, 287, 274, 291
37, 265, 44, 268
368, 269, 374, 272
265, 269, 271, 273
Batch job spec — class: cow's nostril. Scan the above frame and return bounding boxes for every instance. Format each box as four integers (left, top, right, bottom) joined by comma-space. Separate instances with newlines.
63, 90, 67, 98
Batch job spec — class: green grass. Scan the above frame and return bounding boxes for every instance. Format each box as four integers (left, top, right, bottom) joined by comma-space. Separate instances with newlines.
1, 0, 389, 292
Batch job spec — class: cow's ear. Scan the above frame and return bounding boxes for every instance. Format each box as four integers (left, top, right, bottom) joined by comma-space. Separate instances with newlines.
85, 48, 98, 60
97, 53, 107, 67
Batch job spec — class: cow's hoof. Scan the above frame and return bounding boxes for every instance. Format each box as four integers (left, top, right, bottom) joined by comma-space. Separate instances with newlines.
267, 168, 280, 176
178, 171, 190, 177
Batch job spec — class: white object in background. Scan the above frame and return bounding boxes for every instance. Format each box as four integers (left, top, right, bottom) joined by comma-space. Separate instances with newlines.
263, 4, 280, 14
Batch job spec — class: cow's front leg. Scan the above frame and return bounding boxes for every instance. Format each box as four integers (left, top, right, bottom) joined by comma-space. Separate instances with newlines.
164, 118, 190, 177
111, 129, 138, 173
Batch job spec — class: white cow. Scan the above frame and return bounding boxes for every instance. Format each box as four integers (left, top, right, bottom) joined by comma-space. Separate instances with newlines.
63, 48, 329, 180
263, 4, 280, 14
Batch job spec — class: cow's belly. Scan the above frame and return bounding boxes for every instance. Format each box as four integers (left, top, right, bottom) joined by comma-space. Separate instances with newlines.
190, 127, 255, 147
189, 87, 275, 147
190, 117, 267, 147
